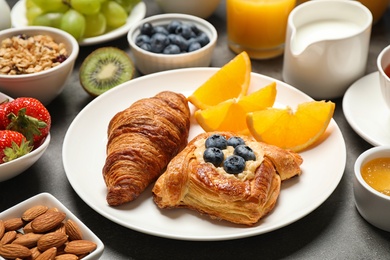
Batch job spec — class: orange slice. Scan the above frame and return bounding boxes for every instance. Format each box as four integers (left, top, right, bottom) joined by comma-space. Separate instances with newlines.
195, 82, 277, 134
246, 100, 335, 152
188, 51, 251, 110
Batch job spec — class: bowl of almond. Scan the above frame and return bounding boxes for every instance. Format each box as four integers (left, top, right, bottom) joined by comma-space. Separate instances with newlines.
0, 192, 104, 259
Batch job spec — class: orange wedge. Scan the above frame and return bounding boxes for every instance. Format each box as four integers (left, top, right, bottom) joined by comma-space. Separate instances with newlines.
246, 100, 335, 152
195, 82, 277, 134
188, 51, 251, 110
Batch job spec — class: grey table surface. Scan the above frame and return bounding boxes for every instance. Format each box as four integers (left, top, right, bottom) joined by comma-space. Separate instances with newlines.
1, 0, 390, 259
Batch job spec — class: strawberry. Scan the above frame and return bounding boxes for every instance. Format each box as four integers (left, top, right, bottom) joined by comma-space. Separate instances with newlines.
0, 130, 32, 164
3, 98, 51, 149
0, 98, 10, 130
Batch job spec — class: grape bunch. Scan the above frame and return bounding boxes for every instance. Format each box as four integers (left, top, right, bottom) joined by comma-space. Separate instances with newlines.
26, 0, 141, 40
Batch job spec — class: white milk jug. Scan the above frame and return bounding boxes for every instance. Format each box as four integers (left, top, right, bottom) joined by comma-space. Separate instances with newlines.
282, 0, 372, 99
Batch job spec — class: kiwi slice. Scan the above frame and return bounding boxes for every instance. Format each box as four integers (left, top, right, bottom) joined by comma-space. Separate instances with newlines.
79, 47, 135, 96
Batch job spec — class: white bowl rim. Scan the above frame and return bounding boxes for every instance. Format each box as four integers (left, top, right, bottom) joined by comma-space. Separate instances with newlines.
127, 13, 218, 58
0, 26, 79, 79
354, 145, 390, 201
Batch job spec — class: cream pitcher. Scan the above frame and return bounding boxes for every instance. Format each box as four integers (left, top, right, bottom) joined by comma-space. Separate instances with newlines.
282, 0, 372, 99
0, 0, 11, 31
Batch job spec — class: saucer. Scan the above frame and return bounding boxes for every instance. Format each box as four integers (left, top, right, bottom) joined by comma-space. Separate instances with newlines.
343, 72, 390, 146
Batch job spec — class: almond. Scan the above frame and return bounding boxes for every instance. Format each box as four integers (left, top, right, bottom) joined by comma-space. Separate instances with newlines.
0, 220, 5, 240
0, 230, 17, 245
36, 247, 57, 260
22, 205, 49, 222
54, 253, 79, 260
12, 232, 43, 248
37, 231, 68, 252
54, 223, 66, 235
23, 221, 33, 233
65, 219, 82, 241
30, 246, 41, 259
4, 217, 24, 231
31, 211, 66, 233
64, 240, 97, 255
0, 243, 32, 259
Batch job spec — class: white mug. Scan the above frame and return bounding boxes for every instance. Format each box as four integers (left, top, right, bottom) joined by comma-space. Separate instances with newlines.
377, 45, 390, 110
282, 0, 372, 100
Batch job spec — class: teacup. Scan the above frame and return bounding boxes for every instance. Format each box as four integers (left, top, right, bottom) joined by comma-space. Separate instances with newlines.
377, 45, 390, 110
282, 0, 372, 100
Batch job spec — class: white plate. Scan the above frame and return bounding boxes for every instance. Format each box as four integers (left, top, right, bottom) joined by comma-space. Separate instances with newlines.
11, 0, 146, 46
343, 72, 390, 146
62, 68, 346, 241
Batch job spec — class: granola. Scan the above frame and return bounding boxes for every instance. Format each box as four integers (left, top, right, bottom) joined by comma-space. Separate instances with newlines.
0, 34, 68, 75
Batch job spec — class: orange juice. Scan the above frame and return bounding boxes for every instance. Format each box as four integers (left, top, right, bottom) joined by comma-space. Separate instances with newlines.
227, 0, 296, 59
358, 0, 388, 24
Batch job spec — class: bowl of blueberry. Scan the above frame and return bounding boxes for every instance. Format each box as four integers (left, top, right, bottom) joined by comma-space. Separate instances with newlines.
127, 13, 217, 74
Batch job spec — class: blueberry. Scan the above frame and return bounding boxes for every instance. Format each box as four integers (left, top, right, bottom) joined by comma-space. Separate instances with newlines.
176, 24, 195, 39
227, 137, 245, 148
197, 32, 210, 47
140, 22, 154, 36
205, 134, 227, 149
188, 41, 201, 52
154, 25, 169, 35
203, 147, 224, 167
224, 155, 246, 174
167, 20, 182, 33
168, 34, 188, 52
190, 23, 200, 35
234, 145, 256, 161
150, 33, 170, 53
139, 43, 152, 51
163, 44, 181, 54
135, 34, 151, 47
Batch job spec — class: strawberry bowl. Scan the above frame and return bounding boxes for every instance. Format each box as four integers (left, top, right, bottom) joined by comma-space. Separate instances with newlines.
0, 92, 50, 182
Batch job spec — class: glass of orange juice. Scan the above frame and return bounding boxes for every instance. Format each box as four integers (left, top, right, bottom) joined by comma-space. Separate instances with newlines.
227, 0, 296, 59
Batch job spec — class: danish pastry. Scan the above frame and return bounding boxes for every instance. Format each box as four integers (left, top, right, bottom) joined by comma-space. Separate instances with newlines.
103, 91, 191, 206
152, 132, 303, 225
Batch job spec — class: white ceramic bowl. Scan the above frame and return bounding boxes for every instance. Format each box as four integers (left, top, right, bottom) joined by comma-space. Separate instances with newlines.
0, 92, 51, 182
127, 13, 217, 75
155, 0, 221, 19
0, 26, 79, 105
353, 146, 390, 232
0, 192, 104, 259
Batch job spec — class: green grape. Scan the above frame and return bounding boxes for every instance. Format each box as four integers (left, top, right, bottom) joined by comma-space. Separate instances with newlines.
25, 0, 37, 8
31, 0, 69, 13
32, 13, 63, 28
60, 9, 86, 40
26, 6, 43, 25
84, 13, 106, 37
101, 1, 127, 28
114, 0, 140, 14
70, 0, 101, 15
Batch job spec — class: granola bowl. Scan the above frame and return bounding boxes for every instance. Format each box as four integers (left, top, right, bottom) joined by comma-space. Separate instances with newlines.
0, 26, 79, 105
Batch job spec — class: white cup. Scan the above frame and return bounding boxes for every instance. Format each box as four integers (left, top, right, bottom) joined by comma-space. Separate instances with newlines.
282, 0, 372, 99
377, 45, 390, 110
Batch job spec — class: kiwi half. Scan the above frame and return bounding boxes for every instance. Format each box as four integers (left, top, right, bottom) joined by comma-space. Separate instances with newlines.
79, 47, 135, 96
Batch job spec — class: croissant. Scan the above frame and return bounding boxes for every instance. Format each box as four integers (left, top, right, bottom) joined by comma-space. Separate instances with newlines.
152, 132, 303, 225
103, 91, 191, 206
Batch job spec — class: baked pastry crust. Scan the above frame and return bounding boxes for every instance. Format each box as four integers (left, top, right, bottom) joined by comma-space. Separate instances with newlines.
152, 132, 302, 225
103, 91, 190, 206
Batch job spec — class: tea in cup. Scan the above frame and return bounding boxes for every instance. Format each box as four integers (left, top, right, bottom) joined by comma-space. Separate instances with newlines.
377, 45, 390, 110
226, 0, 296, 59
282, 0, 372, 99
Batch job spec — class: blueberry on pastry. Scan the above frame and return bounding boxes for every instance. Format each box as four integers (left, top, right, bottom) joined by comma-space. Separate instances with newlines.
152, 132, 303, 225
